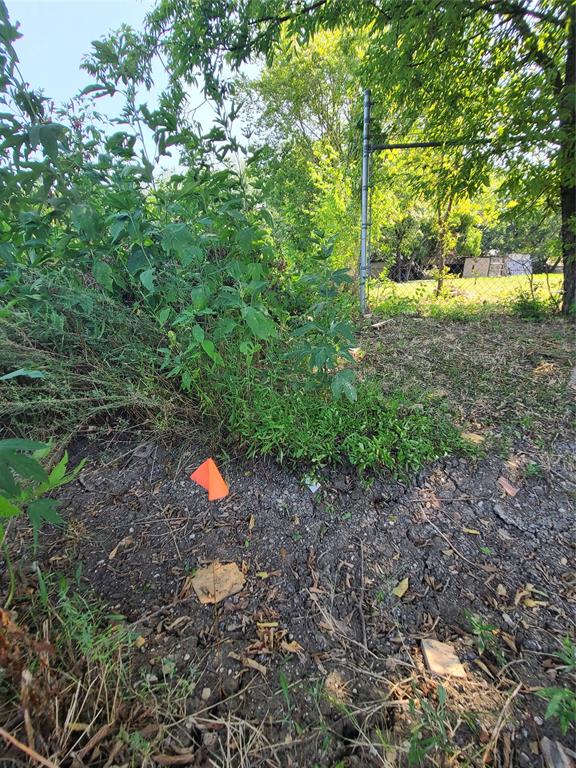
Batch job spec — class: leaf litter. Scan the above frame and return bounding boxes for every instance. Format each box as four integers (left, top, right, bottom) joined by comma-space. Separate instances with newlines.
11, 432, 575, 768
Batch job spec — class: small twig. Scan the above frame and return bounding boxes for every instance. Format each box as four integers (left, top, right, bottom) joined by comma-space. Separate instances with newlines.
356, 537, 368, 651
0, 726, 59, 768
482, 683, 522, 764
371, 318, 393, 329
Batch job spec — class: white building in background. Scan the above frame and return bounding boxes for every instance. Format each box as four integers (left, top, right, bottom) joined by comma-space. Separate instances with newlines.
462, 250, 532, 278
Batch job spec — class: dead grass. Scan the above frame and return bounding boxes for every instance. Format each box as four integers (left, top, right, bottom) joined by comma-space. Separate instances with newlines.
361, 313, 575, 454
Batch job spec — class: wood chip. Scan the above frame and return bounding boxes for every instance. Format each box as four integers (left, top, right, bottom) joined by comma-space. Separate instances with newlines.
421, 639, 466, 678
188, 562, 245, 604
498, 476, 519, 497
152, 754, 196, 766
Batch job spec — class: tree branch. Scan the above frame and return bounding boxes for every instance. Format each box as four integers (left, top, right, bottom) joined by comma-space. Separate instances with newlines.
247, 0, 329, 27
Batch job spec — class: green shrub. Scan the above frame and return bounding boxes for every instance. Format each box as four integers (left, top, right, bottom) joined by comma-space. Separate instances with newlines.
509, 289, 554, 320
226, 379, 464, 473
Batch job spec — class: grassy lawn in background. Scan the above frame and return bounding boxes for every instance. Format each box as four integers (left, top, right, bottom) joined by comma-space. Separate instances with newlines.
370, 273, 563, 319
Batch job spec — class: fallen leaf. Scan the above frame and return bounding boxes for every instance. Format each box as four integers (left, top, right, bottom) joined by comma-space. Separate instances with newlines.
248, 514, 255, 531
501, 632, 517, 653
463, 527, 481, 535
474, 658, 494, 678
524, 598, 548, 609
281, 639, 304, 656
462, 432, 485, 445
421, 638, 466, 678
108, 535, 134, 560
228, 651, 267, 675
134, 635, 147, 649
496, 584, 508, 597
498, 476, 519, 497
392, 577, 409, 598
152, 754, 196, 766
256, 571, 269, 579
190, 562, 245, 605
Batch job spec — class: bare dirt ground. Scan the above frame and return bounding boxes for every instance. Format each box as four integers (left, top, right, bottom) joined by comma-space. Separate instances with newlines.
3, 315, 576, 767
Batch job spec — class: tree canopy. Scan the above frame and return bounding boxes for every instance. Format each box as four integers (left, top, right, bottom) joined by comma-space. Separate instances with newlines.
149, 0, 575, 313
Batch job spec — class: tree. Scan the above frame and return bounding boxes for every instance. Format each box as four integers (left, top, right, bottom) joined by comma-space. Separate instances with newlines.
236, 30, 362, 262
149, 0, 575, 314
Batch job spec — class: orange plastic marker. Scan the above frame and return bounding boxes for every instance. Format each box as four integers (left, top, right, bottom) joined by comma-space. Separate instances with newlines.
190, 458, 229, 501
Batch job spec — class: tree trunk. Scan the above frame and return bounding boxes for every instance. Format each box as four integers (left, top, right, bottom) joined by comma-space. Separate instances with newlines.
560, 5, 576, 315
435, 194, 454, 297
435, 233, 446, 297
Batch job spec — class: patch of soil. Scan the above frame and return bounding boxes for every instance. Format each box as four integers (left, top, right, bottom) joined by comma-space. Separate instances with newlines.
27, 432, 576, 767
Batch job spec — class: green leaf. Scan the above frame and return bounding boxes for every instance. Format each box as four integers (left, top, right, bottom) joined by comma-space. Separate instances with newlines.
234, 226, 259, 254
161, 223, 202, 265
212, 317, 237, 341
201, 339, 215, 358
140, 268, 155, 293
27, 499, 62, 549
71, 203, 100, 240
157, 307, 171, 325
0, 460, 18, 497
92, 260, 115, 292
190, 285, 210, 311
192, 324, 205, 342
4, 451, 47, 482
0, 439, 47, 452
37, 122, 67, 162
331, 369, 357, 403
127, 250, 148, 275
48, 452, 69, 485
0, 495, 20, 518
241, 306, 276, 340
0, 369, 47, 381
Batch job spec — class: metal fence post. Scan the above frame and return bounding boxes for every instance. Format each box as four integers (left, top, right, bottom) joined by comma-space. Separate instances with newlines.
359, 88, 371, 314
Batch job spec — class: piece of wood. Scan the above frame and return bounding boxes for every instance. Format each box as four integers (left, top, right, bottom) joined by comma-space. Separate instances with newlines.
540, 737, 574, 768
497, 476, 519, 497
189, 562, 245, 604
421, 639, 466, 678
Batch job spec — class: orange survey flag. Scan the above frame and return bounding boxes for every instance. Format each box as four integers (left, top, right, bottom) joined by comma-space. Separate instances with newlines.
190, 458, 229, 501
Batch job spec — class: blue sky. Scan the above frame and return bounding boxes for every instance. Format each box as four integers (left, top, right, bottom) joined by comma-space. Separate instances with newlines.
6, 1, 159, 103
5, 0, 257, 166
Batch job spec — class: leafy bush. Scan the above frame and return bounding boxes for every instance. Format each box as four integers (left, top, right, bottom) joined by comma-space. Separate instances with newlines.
0, 439, 82, 546
0, 1, 466, 481
0, 439, 82, 605
509, 288, 553, 320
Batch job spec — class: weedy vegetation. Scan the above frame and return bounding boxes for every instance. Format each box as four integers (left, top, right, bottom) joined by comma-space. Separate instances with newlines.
0, 0, 573, 765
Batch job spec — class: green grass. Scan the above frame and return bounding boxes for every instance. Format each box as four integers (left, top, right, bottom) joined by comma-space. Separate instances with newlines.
226, 379, 467, 473
371, 273, 563, 320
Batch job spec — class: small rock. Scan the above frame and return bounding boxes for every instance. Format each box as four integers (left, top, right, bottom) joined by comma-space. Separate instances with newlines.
201, 687, 211, 701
